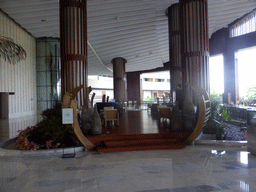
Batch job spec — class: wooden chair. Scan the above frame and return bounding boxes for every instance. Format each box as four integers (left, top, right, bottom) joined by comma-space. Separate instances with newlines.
158, 107, 172, 122
104, 106, 114, 110
104, 109, 119, 127
147, 103, 152, 113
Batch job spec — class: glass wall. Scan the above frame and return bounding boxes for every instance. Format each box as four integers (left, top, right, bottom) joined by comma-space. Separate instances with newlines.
230, 10, 256, 38
36, 38, 61, 112
236, 46, 256, 105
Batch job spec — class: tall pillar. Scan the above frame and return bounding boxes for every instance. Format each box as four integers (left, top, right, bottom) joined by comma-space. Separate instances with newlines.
126, 72, 141, 105
166, 3, 182, 104
223, 50, 237, 104
180, 0, 209, 93
60, 0, 88, 108
111, 57, 127, 103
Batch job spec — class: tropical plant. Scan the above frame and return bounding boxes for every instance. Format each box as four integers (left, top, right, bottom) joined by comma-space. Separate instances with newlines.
204, 95, 231, 139
0, 36, 26, 64
246, 86, 256, 101
143, 97, 153, 102
15, 103, 80, 150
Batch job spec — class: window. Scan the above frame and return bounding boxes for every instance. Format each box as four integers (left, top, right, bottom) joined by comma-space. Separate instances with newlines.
230, 9, 256, 38
236, 47, 256, 101
144, 78, 153, 82
209, 54, 224, 94
155, 78, 165, 82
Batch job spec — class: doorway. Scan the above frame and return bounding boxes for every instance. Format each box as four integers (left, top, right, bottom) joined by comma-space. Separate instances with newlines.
0, 93, 9, 119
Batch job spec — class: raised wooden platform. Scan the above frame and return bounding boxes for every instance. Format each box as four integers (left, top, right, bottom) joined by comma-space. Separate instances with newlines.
83, 109, 193, 153
86, 132, 190, 153
63, 84, 210, 153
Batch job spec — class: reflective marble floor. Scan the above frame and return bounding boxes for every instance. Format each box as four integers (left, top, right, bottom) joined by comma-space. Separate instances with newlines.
1, 145, 255, 192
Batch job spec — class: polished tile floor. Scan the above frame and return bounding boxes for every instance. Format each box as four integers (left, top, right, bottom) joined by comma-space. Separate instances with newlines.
0, 115, 38, 143
0, 145, 255, 192
103, 109, 170, 135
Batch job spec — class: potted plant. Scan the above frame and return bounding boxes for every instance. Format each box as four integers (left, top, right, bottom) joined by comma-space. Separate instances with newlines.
204, 95, 231, 140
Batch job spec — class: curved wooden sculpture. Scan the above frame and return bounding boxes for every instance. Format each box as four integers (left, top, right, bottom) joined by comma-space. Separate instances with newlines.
185, 85, 211, 144
62, 86, 95, 150
62, 84, 210, 152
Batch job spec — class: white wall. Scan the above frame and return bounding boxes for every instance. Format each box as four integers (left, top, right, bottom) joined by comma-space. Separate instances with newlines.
88, 75, 113, 89
0, 11, 37, 118
88, 75, 114, 104
141, 71, 170, 91
143, 91, 151, 99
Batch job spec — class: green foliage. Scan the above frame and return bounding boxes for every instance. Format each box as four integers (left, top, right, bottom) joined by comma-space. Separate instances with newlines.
203, 95, 231, 139
41, 103, 63, 119
210, 92, 223, 104
29, 116, 73, 148
143, 97, 153, 102
15, 103, 79, 150
246, 86, 256, 100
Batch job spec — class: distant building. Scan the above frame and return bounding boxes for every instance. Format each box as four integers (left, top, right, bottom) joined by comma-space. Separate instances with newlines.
88, 71, 170, 104
141, 71, 170, 100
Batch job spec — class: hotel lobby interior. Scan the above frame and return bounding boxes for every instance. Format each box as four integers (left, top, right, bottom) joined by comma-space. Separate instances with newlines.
1, 0, 256, 191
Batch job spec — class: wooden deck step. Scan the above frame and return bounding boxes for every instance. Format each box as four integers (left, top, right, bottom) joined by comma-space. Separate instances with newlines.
96, 143, 186, 153
87, 132, 182, 143
87, 132, 186, 153
104, 138, 178, 147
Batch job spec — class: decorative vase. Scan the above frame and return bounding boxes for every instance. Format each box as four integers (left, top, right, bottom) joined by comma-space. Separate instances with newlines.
81, 90, 95, 134
91, 104, 102, 134
182, 86, 196, 131
171, 101, 182, 131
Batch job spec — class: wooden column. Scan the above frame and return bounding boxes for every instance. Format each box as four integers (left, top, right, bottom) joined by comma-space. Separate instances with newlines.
126, 72, 141, 105
60, 0, 87, 108
111, 57, 127, 103
166, 3, 182, 104
180, 0, 209, 93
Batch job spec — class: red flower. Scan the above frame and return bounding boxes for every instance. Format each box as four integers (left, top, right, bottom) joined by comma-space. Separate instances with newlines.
46, 140, 52, 149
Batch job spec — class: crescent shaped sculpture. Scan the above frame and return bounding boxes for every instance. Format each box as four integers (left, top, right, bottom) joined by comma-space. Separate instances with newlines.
62, 86, 95, 150
185, 84, 211, 144
62, 84, 210, 151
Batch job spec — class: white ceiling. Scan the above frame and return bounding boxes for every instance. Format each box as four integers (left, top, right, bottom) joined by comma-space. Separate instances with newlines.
0, 0, 256, 76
